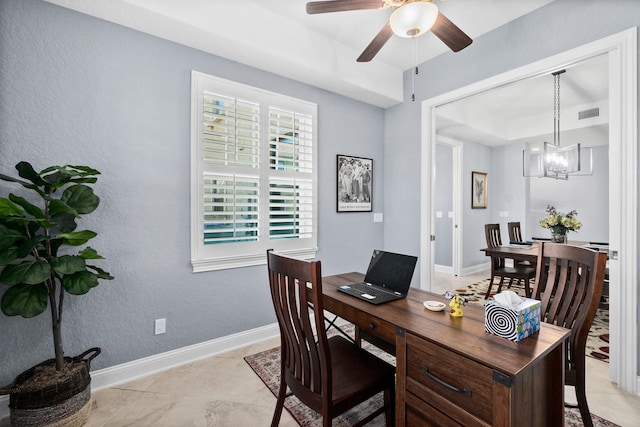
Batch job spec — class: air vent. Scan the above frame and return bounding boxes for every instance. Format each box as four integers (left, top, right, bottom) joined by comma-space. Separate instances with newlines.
578, 108, 600, 120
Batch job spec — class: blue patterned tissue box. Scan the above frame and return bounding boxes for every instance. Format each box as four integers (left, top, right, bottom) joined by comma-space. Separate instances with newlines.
485, 298, 541, 342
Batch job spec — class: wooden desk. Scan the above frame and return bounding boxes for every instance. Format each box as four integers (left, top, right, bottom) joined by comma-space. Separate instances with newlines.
322, 272, 570, 427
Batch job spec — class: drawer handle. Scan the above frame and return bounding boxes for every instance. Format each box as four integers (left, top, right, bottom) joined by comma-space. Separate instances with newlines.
420, 365, 472, 397
369, 322, 377, 330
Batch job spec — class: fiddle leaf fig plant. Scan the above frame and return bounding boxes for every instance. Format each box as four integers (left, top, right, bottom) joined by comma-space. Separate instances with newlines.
0, 162, 113, 371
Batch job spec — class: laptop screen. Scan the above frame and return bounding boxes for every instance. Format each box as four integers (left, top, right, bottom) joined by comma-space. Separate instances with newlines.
363, 250, 418, 294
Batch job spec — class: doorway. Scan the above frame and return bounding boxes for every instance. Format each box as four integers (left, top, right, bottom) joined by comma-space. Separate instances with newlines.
419, 29, 637, 392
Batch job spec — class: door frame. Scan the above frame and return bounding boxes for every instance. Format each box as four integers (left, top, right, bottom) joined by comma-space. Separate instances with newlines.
420, 28, 638, 392
434, 137, 463, 276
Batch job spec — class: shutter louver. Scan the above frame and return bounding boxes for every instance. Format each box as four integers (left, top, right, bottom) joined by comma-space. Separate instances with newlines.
203, 174, 259, 245
269, 108, 313, 173
203, 93, 259, 168
269, 178, 313, 240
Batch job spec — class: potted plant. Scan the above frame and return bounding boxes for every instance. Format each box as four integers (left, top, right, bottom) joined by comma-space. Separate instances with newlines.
539, 205, 582, 243
0, 162, 113, 426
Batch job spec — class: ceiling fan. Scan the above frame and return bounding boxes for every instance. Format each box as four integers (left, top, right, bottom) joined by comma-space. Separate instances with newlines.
306, 0, 473, 62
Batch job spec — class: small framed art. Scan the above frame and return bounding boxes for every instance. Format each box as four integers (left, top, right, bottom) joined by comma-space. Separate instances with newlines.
337, 155, 372, 212
471, 171, 488, 209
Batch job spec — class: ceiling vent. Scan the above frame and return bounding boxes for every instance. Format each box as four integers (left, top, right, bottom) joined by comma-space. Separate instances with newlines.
578, 107, 600, 120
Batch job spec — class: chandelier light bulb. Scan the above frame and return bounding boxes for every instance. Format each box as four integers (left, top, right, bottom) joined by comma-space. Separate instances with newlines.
390, 2, 438, 38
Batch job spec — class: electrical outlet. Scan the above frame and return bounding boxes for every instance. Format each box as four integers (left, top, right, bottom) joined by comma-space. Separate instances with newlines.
155, 318, 166, 335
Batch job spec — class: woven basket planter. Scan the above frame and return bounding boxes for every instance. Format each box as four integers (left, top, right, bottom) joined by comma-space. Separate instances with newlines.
1, 348, 100, 427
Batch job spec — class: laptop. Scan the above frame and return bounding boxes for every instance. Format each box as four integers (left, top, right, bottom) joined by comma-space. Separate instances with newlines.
337, 249, 418, 305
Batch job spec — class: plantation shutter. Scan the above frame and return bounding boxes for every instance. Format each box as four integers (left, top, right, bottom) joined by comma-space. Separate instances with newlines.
191, 71, 318, 272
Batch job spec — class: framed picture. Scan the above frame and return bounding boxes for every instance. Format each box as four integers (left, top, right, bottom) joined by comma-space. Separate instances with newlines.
471, 171, 488, 209
337, 155, 372, 212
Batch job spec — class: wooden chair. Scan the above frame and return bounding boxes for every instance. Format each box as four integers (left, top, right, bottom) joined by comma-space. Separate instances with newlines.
507, 221, 523, 242
508, 221, 533, 267
532, 242, 607, 427
266, 250, 395, 427
484, 223, 535, 298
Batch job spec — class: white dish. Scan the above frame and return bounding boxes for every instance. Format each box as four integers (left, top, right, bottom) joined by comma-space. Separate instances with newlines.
423, 301, 447, 312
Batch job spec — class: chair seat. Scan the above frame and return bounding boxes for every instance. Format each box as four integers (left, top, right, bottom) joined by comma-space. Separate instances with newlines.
328, 336, 395, 410
495, 265, 535, 277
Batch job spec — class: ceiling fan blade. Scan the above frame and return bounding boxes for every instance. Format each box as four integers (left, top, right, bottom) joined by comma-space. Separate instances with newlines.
306, 0, 382, 14
430, 12, 472, 52
357, 23, 393, 62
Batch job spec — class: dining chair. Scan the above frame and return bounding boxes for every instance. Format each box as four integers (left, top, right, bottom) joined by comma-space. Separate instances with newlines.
507, 221, 523, 242
507, 221, 533, 268
532, 242, 607, 427
266, 250, 395, 427
484, 223, 535, 298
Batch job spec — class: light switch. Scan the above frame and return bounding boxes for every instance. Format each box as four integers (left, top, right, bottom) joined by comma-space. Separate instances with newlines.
436, 211, 443, 218
373, 213, 383, 223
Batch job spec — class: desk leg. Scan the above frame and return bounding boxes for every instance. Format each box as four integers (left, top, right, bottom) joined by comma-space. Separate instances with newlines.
395, 328, 407, 426
323, 313, 356, 344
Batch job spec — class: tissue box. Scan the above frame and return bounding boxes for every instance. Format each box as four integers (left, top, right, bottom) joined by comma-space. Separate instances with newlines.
485, 297, 541, 342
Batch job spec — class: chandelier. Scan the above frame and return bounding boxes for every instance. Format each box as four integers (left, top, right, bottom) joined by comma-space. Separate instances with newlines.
523, 70, 591, 180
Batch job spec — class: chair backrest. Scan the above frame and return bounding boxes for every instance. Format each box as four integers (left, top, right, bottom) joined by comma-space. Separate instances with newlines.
508, 222, 523, 242
266, 250, 330, 405
484, 223, 502, 248
532, 243, 607, 368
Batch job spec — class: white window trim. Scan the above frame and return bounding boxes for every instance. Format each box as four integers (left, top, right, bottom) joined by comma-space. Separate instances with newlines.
190, 71, 318, 272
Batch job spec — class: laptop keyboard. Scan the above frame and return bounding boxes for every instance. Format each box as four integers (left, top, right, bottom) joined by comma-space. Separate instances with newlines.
351, 282, 394, 298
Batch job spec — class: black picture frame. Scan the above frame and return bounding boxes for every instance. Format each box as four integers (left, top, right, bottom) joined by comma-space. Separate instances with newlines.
337, 155, 372, 212
472, 171, 488, 209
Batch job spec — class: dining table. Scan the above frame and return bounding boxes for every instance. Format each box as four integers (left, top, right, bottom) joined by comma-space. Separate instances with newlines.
480, 240, 610, 265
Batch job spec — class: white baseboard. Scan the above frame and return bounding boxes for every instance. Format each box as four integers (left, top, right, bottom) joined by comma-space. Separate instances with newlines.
0, 322, 280, 421
461, 262, 490, 276
434, 264, 454, 274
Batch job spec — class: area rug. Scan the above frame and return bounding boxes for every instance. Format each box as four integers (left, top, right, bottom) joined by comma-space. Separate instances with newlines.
460, 279, 610, 362
244, 324, 619, 427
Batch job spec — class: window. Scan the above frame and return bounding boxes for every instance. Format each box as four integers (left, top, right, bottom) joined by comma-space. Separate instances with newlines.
190, 71, 318, 272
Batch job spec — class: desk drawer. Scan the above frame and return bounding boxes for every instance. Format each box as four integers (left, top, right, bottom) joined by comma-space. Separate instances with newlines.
350, 312, 396, 344
406, 333, 494, 425
405, 392, 464, 427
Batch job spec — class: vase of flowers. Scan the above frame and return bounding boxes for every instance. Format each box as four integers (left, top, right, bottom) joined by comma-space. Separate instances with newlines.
539, 205, 582, 243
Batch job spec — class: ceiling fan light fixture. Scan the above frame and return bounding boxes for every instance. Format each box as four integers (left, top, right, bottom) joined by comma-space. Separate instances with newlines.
389, 2, 438, 38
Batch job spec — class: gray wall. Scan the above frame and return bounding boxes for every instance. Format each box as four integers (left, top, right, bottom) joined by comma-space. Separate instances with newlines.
528, 145, 610, 243
0, 0, 385, 385
384, 0, 639, 370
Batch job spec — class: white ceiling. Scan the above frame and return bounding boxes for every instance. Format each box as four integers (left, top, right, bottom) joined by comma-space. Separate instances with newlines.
42, 0, 607, 147
436, 53, 609, 147
43, 0, 555, 108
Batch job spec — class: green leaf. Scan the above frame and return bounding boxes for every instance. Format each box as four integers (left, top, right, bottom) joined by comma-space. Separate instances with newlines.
61, 185, 100, 214
63, 270, 99, 295
0, 198, 25, 217
1, 283, 48, 317
87, 265, 113, 280
16, 238, 36, 259
67, 165, 101, 176
0, 246, 19, 265
8, 194, 44, 219
0, 261, 51, 285
79, 247, 104, 260
51, 255, 86, 275
50, 212, 78, 233
0, 224, 22, 251
15, 162, 46, 187
69, 177, 98, 184
48, 199, 78, 217
56, 230, 97, 246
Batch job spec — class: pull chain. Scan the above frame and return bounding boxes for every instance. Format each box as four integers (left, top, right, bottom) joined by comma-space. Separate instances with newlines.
411, 37, 418, 102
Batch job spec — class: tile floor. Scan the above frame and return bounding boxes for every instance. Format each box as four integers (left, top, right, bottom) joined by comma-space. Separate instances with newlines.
2, 271, 638, 426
